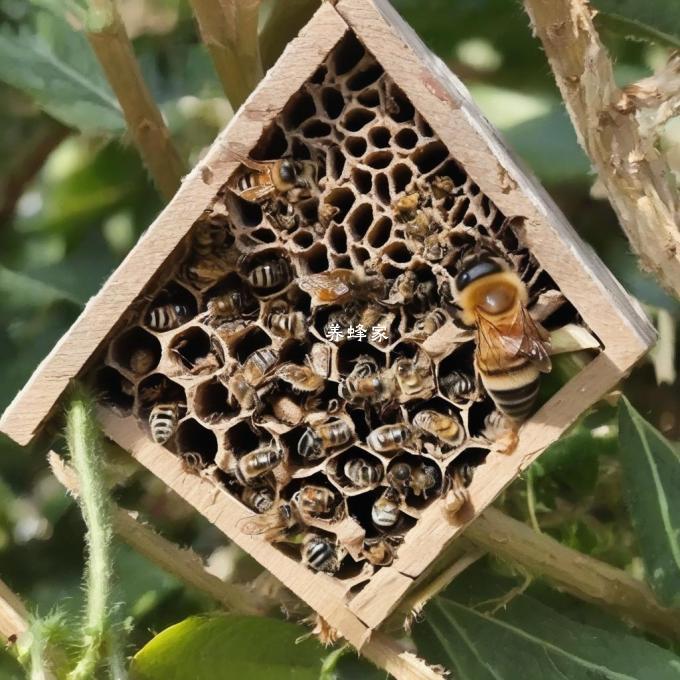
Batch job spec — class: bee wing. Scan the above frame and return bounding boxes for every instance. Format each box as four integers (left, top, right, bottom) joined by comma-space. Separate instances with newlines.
239, 185, 276, 203
298, 272, 351, 302
476, 305, 551, 373
229, 149, 271, 173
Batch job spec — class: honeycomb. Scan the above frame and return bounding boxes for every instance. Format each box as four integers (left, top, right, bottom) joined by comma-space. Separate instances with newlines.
94, 34, 589, 583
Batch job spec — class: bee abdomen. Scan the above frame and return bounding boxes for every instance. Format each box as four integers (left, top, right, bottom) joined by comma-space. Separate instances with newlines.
149, 404, 178, 444
304, 538, 337, 572
147, 304, 186, 331
487, 378, 541, 421
440, 370, 475, 400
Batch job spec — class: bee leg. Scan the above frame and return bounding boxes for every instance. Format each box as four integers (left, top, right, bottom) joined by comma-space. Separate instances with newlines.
493, 417, 519, 455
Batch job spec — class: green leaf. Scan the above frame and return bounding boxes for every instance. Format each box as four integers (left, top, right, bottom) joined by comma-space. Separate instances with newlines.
618, 396, 680, 607
0, 10, 124, 134
414, 564, 680, 679
593, 0, 680, 49
0, 265, 81, 311
130, 614, 327, 680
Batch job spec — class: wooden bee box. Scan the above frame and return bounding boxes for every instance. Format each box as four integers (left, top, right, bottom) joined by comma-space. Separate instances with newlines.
0, 0, 654, 650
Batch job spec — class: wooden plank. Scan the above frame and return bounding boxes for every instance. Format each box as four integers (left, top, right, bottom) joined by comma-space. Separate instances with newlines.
0, 2, 349, 447
0, 578, 28, 639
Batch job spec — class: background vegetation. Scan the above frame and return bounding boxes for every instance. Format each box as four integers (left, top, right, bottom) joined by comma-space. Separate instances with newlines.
0, 0, 679, 678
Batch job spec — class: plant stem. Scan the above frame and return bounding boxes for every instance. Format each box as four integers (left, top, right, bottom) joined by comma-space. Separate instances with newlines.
85, 0, 183, 200
465, 507, 680, 641
522, 0, 680, 298
188, 0, 263, 109
65, 391, 122, 680
0, 577, 29, 639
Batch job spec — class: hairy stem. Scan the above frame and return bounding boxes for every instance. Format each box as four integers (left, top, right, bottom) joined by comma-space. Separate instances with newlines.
65, 390, 123, 680
188, 0, 263, 110
522, 0, 680, 298
85, 0, 184, 200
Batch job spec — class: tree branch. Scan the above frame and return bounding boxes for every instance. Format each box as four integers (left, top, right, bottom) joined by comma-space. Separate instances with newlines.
188, 0, 263, 110
465, 507, 680, 641
85, 0, 184, 200
0, 578, 28, 640
49, 452, 275, 618
523, 0, 680, 298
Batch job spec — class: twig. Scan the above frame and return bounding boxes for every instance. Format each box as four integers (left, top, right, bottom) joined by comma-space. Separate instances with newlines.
0, 578, 28, 640
522, 0, 680, 298
84, 0, 184, 200
465, 507, 680, 641
360, 633, 447, 680
64, 390, 122, 680
49, 452, 274, 618
188, 0, 263, 109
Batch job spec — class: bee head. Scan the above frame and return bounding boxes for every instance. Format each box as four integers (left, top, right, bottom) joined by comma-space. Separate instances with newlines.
278, 159, 297, 185
455, 257, 503, 292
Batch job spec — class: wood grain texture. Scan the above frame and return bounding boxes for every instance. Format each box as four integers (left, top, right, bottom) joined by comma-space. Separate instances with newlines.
0, 2, 348, 447
0, 577, 28, 639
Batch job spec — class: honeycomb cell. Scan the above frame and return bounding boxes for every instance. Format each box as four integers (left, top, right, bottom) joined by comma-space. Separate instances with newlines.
111, 327, 161, 376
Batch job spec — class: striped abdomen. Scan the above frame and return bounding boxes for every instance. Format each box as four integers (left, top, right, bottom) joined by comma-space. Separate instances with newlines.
149, 403, 178, 444
146, 303, 187, 331
303, 536, 338, 573
478, 357, 540, 421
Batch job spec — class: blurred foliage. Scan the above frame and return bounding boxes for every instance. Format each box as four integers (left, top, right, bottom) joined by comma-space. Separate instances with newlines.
0, 0, 678, 678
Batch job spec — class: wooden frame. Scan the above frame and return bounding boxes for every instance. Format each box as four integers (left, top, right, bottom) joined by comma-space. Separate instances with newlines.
0, 0, 654, 643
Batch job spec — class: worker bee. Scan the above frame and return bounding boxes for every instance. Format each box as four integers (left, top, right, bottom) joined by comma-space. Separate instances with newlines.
129, 347, 157, 375
392, 192, 421, 222
410, 461, 439, 499
298, 419, 353, 461
191, 217, 229, 257
298, 269, 384, 307
392, 350, 436, 401
264, 302, 306, 339
431, 175, 457, 200
264, 199, 300, 231
339, 356, 397, 405
439, 370, 477, 403
341, 458, 383, 489
240, 500, 301, 542
422, 232, 449, 262
302, 533, 344, 574
410, 279, 437, 315
241, 485, 276, 514
366, 423, 413, 454
454, 253, 551, 424
413, 309, 447, 338
292, 485, 340, 521
371, 487, 401, 528
276, 362, 325, 394
386, 462, 412, 494
443, 464, 473, 519
179, 256, 233, 290
234, 445, 284, 484
412, 409, 465, 449
482, 410, 519, 454
385, 270, 418, 305
204, 288, 257, 325
362, 535, 403, 567
146, 302, 191, 331
229, 155, 317, 204
242, 348, 279, 385
246, 258, 291, 293
149, 403, 180, 445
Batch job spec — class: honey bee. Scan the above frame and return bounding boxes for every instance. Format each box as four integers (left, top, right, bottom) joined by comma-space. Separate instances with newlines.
246, 258, 291, 293
386, 462, 412, 494
412, 409, 465, 448
410, 461, 439, 499
298, 269, 384, 307
410, 279, 437, 315
292, 485, 340, 521
298, 419, 353, 461
276, 362, 325, 394
241, 485, 276, 514
431, 175, 456, 200
179, 256, 233, 291
385, 270, 418, 305
422, 232, 448, 262
242, 348, 279, 385
146, 302, 191, 331
366, 423, 413, 454
443, 464, 473, 518
264, 302, 306, 339
392, 350, 436, 401
439, 370, 477, 402
392, 192, 421, 222
240, 500, 301, 542
413, 309, 447, 338
264, 199, 299, 231
302, 533, 344, 574
362, 535, 403, 567
172, 335, 224, 376
149, 403, 180, 444
205, 289, 257, 325
482, 410, 519, 454
342, 458, 383, 488
191, 217, 229, 257
180, 451, 205, 474
454, 253, 551, 424
229, 156, 317, 204
129, 347, 157, 375
371, 487, 401, 528
235, 445, 284, 484
339, 356, 397, 405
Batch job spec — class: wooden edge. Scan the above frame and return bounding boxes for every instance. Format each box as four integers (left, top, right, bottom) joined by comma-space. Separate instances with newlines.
98, 407, 378, 649
362, 633, 447, 680
0, 1, 349, 448
335, 0, 655, 365
0, 578, 28, 639
348, 567, 413, 629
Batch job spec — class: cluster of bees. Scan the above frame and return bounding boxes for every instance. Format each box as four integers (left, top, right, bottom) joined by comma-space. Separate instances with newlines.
100, 38, 564, 578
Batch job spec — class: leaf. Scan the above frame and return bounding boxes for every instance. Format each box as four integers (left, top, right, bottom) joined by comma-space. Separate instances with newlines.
618, 397, 680, 607
0, 265, 81, 311
130, 614, 327, 680
593, 0, 680, 49
0, 10, 124, 134
414, 564, 680, 679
